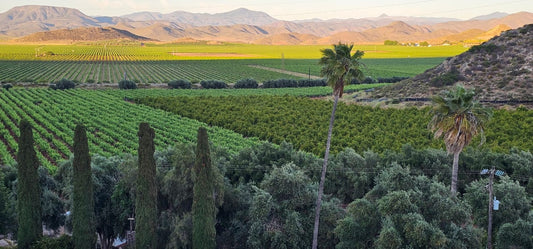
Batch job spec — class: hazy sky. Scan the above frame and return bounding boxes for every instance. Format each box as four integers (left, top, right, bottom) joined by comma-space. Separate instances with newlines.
1, 0, 532, 20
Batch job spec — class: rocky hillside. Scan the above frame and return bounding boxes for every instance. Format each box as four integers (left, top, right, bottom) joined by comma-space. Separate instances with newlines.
372, 24, 533, 102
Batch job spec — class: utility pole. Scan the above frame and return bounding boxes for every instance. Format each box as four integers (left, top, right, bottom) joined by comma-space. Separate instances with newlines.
487, 167, 494, 249
481, 167, 504, 249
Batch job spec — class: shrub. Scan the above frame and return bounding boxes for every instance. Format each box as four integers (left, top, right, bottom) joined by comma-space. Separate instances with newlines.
262, 79, 298, 88
86, 79, 95, 83
50, 78, 75, 90
297, 79, 326, 87
468, 43, 501, 54
430, 70, 463, 87
118, 79, 137, 89
168, 79, 192, 89
2, 83, 13, 90
200, 80, 227, 89
234, 78, 258, 89
377, 76, 409, 83
31, 235, 74, 249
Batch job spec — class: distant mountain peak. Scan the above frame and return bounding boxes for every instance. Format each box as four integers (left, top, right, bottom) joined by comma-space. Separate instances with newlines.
379, 13, 389, 18
470, 12, 509, 20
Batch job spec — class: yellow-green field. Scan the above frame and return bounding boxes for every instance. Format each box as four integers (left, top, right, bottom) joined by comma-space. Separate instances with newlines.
0, 42, 468, 60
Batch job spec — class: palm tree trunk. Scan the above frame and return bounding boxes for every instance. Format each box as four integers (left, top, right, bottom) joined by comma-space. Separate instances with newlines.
312, 93, 339, 249
451, 151, 460, 193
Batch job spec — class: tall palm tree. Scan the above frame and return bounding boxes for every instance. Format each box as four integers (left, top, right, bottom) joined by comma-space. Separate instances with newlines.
429, 84, 492, 194
312, 43, 364, 249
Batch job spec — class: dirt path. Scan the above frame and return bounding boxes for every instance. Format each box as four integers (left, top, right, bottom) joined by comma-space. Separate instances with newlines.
248, 65, 322, 79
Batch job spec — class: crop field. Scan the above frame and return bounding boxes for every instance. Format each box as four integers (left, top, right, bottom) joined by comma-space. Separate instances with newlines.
138, 95, 533, 156
0, 42, 466, 83
0, 42, 468, 60
0, 85, 385, 169
253, 57, 447, 78
0, 58, 444, 84
0, 88, 267, 170
0, 60, 304, 84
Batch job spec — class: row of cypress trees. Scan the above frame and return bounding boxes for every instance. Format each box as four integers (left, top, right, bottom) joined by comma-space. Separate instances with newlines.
15, 120, 216, 249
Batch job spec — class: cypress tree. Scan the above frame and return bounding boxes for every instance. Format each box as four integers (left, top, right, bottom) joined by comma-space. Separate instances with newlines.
192, 127, 216, 249
72, 124, 95, 249
135, 122, 157, 249
16, 119, 42, 249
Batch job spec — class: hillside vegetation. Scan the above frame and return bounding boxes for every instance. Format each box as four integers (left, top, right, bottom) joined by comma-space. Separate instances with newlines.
373, 24, 533, 102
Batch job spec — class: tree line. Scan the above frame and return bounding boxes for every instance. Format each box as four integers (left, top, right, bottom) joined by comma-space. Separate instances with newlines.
1, 131, 531, 248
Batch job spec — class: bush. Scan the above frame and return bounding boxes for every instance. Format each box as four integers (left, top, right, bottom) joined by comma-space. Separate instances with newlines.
30, 235, 74, 249
2, 83, 13, 90
352, 77, 377, 84
118, 79, 137, 89
376, 76, 409, 83
430, 71, 462, 87
50, 78, 75, 90
297, 79, 326, 87
234, 78, 258, 89
262, 79, 298, 88
86, 79, 95, 83
168, 79, 192, 89
200, 80, 227, 89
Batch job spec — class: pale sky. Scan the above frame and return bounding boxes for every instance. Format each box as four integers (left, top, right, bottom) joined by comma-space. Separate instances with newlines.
1, 0, 532, 20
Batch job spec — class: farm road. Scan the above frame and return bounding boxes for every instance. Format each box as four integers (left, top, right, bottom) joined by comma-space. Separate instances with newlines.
248, 65, 322, 79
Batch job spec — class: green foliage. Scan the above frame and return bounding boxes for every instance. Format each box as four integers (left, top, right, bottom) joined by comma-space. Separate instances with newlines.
16, 119, 42, 249
384, 40, 399, 45
0, 169, 12, 234
200, 80, 227, 89
464, 177, 531, 236
496, 216, 533, 249
30, 235, 73, 249
319, 43, 364, 97
118, 79, 137, 89
430, 72, 459, 87
468, 43, 501, 54
337, 164, 482, 249
234, 78, 259, 89
192, 127, 219, 249
2, 83, 12, 90
429, 84, 492, 192
72, 124, 95, 249
49, 78, 75, 90
262, 78, 298, 88
247, 163, 343, 249
135, 123, 158, 249
56, 155, 128, 249
168, 79, 192, 89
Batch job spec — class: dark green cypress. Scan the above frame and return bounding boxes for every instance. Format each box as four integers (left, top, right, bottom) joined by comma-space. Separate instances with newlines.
192, 127, 216, 249
135, 122, 157, 249
16, 119, 42, 249
72, 124, 95, 249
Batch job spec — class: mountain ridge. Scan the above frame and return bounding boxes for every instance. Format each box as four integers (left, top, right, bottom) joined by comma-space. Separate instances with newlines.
2, 5, 533, 45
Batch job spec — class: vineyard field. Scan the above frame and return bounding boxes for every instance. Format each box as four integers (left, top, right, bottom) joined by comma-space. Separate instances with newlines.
252, 58, 447, 78
0, 89, 262, 170
0, 43, 467, 61
105, 83, 387, 98
0, 58, 445, 84
0, 60, 301, 84
138, 95, 533, 156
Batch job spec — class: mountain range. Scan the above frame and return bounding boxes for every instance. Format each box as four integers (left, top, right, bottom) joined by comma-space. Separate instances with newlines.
1, 5, 532, 44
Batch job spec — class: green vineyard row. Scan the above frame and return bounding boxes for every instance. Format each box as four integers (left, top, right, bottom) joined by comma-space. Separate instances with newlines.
0, 60, 301, 84
0, 89, 261, 170
104, 83, 387, 99
0, 58, 446, 84
137, 95, 533, 156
